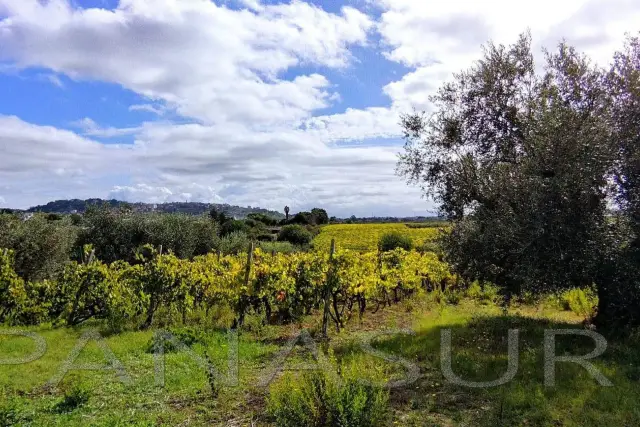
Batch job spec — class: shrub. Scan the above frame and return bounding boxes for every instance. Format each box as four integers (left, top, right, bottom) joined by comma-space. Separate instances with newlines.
220, 220, 250, 237
53, 387, 89, 413
378, 232, 413, 252
79, 207, 218, 263
145, 327, 208, 354
217, 231, 251, 255
444, 289, 462, 305
278, 225, 313, 246
0, 214, 77, 282
465, 281, 501, 305
267, 366, 388, 427
560, 287, 598, 319
258, 241, 298, 254
246, 213, 278, 226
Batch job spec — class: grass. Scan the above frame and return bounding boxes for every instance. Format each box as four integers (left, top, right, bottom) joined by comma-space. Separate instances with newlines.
313, 223, 444, 252
1, 296, 639, 426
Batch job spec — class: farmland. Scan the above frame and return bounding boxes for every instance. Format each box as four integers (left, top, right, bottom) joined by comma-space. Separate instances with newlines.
1, 215, 639, 426
1, 25, 640, 427
3, 290, 640, 426
313, 223, 444, 252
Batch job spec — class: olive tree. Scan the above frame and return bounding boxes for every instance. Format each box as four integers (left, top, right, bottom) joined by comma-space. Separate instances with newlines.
397, 33, 617, 306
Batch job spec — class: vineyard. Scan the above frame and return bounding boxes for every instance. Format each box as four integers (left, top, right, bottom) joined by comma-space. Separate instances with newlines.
312, 223, 444, 252
0, 243, 456, 330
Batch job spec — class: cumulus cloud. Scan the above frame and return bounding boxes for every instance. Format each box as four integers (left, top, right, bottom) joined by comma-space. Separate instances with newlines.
109, 183, 223, 204
0, 115, 126, 176
0, 0, 373, 126
1, 0, 638, 216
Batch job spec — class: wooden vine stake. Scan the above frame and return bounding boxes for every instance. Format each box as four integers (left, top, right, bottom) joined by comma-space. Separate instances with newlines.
235, 241, 255, 329
321, 239, 336, 338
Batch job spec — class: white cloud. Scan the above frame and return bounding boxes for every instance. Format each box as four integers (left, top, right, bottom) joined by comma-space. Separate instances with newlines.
1, 0, 638, 216
375, 0, 640, 111
71, 117, 142, 138
109, 183, 223, 204
129, 104, 167, 116
301, 107, 401, 142
42, 73, 65, 88
0, 0, 373, 126
0, 115, 125, 176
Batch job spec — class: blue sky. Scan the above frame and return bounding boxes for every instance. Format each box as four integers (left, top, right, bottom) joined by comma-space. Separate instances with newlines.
0, 0, 638, 216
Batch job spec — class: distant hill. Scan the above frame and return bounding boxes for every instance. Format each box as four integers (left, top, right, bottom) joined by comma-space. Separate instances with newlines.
25, 198, 285, 219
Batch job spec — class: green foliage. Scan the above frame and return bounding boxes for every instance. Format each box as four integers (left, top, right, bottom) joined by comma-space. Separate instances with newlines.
78, 206, 218, 263
0, 249, 27, 323
397, 32, 640, 329
378, 232, 413, 252
278, 225, 313, 246
144, 327, 208, 353
134, 245, 193, 328
219, 219, 250, 237
209, 208, 229, 224
465, 281, 501, 305
258, 241, 298, 254
52, 387, 90, 414
217, 231, 250, 255
0, 213, 77, 282
560, 287, 598, 319
267, 368, 388, 427
287, 208, 329, 226
57, 258, 144, 327
310, 208, 329, 225
246, 213, 278, 226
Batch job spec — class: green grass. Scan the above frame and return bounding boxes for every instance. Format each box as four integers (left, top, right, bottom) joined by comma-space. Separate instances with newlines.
1, 297, 639, 426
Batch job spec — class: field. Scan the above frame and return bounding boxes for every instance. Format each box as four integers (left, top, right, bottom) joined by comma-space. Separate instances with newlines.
2, 222, 639, 426
2, 296, 640, 426
313, 223, 445, 252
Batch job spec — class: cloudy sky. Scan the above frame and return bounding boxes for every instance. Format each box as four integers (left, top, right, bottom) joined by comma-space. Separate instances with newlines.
0, 0, 638, 217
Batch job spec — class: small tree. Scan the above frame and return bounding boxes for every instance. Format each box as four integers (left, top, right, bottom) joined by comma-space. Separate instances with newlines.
277, 225, 312, 246
378, 232, 413, 252
311, 208, 329, 225
284, 206, 290, 221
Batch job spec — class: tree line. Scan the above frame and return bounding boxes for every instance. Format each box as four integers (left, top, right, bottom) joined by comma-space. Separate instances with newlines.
0, 204, 328, 284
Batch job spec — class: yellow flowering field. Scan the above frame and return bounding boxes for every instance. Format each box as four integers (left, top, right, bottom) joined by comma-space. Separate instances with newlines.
313, 223, 446, 252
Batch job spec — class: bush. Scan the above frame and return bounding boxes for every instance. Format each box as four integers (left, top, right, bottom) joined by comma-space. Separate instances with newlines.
246, 213, 278, 226
79, 207, 218, 263
258, 241, 298, 254
560, 287, 598, 319
53, 387, 89, 413
220, 220, 250, 237
278, 225, 313, 246
217, 231, 251, 255
0, 214, 77, 282
268, 367, 388, 427
465, 281, 501, 305
145, 327, 208, 354
378, 232, 413, 252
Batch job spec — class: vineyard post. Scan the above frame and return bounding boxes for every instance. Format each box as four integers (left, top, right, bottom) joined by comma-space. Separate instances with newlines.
321, 239, 336, 338
2, 248, 7, 258
244, 241, 254, 286
236, 241, 255, 328
86, 249, 95, 265
217, 250, 221, 262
